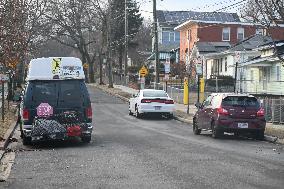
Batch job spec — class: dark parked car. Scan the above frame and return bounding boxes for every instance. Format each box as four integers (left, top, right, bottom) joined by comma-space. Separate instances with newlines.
193, 93, 266, 139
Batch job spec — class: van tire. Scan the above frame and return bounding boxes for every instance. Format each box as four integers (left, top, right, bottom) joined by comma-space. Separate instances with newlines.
82, 136, 91, 143
23, 136, 32, 145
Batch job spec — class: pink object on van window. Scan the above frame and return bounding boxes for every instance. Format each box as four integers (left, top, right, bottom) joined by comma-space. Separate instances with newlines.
37, 103, 53, 117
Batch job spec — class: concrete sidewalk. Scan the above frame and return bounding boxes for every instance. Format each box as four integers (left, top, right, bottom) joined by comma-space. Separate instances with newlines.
92, 84, 284, 143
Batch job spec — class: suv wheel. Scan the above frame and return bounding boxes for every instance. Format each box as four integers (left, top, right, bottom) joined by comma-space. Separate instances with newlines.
193, 119, 201, 135
211, 122, 222, 139
82, 136, 91, 143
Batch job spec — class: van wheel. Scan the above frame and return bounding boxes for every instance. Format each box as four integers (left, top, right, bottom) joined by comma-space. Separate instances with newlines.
193, 119, 201, 135
211, 122, 222, 139
23, 136, 32, 146
82, 136, 91, 143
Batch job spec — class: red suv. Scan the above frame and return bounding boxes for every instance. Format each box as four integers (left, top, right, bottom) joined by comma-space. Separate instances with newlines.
193, 93, 266, 139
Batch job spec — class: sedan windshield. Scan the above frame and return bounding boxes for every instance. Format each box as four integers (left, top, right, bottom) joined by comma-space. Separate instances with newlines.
143, 90, 168, 97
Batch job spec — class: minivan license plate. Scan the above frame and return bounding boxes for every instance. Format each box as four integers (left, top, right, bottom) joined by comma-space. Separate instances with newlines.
238, 123, 248, 128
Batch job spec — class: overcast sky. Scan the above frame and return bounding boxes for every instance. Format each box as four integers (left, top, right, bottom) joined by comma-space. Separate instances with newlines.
137, 0, 243, 20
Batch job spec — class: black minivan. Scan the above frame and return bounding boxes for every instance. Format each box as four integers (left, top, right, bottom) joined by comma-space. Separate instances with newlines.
20, 79, 93, 145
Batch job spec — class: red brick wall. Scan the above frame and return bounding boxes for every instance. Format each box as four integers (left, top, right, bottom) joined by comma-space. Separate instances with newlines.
178, 22, 284, 64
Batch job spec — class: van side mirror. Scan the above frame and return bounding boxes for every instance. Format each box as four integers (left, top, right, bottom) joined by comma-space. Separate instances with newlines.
132, 94, 136, 98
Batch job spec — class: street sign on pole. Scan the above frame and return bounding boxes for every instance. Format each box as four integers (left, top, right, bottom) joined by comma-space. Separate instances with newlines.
196, 63, 202, 75
164, 57, 170, 74
139, 65, 148, 77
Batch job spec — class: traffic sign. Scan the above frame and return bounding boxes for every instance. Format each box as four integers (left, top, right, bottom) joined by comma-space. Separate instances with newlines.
165, 57, 170, 74
196, 63, 202, 75
235, 52, 240, 62
0, 74, 9, 81
83, 63, 89, 69
139, 65, 148, 77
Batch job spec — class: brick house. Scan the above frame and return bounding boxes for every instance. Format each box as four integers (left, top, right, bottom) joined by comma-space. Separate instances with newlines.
174, 20, 284, 64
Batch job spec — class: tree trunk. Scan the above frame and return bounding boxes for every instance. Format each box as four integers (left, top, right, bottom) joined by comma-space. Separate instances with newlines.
108, 57, 113, 88
99, 52, 104, 85
88, 61, 95, 83
119, 48, 123, 74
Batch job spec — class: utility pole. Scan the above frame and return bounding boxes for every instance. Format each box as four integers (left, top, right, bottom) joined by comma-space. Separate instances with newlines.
234, 61, 238, 93
153, 0, 159, 84
124, 0, 128, 85
107, 0, 113, 88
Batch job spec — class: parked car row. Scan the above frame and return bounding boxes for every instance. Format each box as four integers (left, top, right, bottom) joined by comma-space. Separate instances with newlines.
129, 90, 266, 140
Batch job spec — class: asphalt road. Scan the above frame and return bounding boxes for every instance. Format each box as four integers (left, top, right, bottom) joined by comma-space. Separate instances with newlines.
1, 86, 284, 189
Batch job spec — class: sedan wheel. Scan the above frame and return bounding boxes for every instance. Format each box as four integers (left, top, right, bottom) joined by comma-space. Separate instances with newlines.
135, 107, 141, 118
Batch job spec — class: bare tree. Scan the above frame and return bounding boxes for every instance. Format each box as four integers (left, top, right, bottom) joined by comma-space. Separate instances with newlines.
47, 0, 104, 83
241, 0, 284, 64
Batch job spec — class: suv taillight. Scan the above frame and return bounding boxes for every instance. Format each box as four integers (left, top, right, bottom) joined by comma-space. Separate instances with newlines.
23, 109, 29, 121
257, 108, 265, 117
217, 107, 229, 116
86, 106, 92, 119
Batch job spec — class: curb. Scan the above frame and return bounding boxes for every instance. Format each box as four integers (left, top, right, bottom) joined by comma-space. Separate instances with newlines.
264, 135, 278, 143
96, 85, 129, 102
0, 121, 18, 160
174, 116, 193, 125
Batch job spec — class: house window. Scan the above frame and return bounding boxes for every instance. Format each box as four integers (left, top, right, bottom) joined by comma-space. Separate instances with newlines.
169, 32, 175, 41
276, 66, 281, 81
256, 28, 267, 36
225, 57, 228, 72
237, 27, 244, 41
162, 31, 170, 43
222, 27, 230, 41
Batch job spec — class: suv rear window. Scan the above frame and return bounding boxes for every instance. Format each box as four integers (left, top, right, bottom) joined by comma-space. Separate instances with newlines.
222, 96, 260, 108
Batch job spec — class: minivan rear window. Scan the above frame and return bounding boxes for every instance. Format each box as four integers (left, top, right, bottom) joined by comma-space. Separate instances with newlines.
222, 96, 260, 108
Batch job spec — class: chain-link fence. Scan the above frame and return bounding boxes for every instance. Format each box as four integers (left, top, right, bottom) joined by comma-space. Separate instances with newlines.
260, 98, 284, 124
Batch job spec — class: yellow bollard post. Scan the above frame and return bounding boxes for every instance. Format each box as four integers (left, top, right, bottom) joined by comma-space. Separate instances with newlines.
200, 77, 205, 103
183, 77, 189, 105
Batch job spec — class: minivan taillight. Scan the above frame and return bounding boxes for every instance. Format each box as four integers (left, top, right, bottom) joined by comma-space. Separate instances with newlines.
217, 107, 229, 116
257, 108, 265, 117
23, 109, 29, 121
86, 107, 92, 119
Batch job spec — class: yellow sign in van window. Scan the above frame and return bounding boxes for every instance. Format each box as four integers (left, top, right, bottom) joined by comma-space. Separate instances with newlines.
52, 58, 62, 74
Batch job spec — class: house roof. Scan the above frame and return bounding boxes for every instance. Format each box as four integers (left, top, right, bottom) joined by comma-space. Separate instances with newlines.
147, 52, 175, 61
196, 42, 231, 54
229, 35, 273, 51
157, 10, 240, 27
